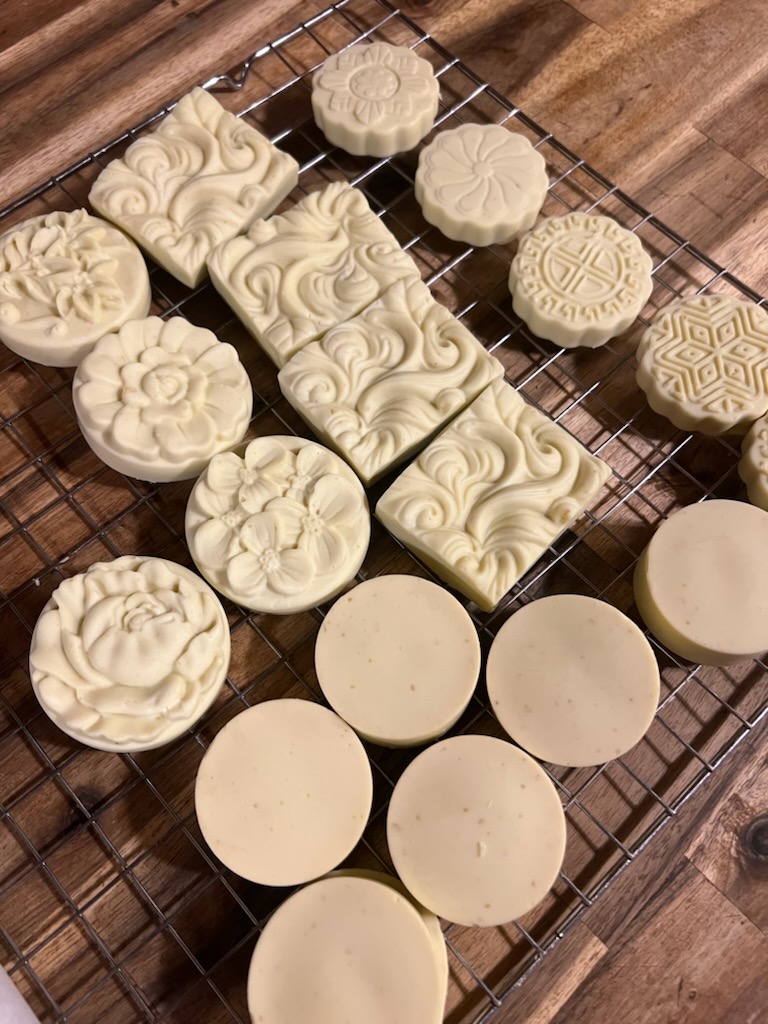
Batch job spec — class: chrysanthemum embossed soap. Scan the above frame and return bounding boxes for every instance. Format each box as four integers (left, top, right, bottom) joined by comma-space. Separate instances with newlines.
89, 88, 298, 288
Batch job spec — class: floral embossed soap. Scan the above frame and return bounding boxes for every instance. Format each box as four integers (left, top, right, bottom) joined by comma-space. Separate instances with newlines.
376, 379, 611, 611
89, 88, 298, 288
207, 181, 421, 367
278, 277, 503, 484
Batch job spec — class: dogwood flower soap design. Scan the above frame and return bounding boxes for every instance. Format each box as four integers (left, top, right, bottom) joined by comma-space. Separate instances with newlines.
0, 209, 150, 366
29, 555, 230, 752
73, 316, 252, 482
312, 42, 440, 157
186, 436, 370, 613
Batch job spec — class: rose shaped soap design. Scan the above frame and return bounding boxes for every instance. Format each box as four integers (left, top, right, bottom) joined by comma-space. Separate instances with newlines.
29, 555, 230, 752
73, 316, 252, 481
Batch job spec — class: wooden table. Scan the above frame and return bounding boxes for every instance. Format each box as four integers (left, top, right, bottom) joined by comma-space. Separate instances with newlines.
1, 2, 767, 1022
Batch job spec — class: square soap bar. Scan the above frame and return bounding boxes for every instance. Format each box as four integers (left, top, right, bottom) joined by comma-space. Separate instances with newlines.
376, 379, 611, 611
89, 88, 298, 288
207, 181, 421, 368
278, 277, 504, 484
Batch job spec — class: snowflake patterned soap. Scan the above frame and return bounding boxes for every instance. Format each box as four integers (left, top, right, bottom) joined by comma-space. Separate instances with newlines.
376, 379, 611, 611
89, 88, 298, 288
207, 181, 421, 367
509, 212, 653, 348
0, 209, 150, 366
636, 295, 768, 435
312, 42, 440, 157
278, 277, 503, 485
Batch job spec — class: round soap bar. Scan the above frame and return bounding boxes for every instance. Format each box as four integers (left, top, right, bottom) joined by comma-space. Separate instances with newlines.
29, 555, 230, 752
311, 42, 440, 157
194, 699, 372, 885
0, 209, 151, 366
486, 595, 659, 767
315, 574, 480, 746
636, 295, 768, 435
509, 212, 653, 349
246, 874, 445, 1024
73, 316, 252, 482
387, 735, 566, 926
739, 413, 768, 510
415, 124, 548, 247
186, 435, 370, 614
634, 499, 768, 665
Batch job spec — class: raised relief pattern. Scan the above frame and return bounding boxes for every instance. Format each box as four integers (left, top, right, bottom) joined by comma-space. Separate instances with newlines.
740, 414, 768, 511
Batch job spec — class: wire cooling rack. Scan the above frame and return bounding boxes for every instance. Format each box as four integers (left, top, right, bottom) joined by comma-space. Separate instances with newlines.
1, 1, 767, 1021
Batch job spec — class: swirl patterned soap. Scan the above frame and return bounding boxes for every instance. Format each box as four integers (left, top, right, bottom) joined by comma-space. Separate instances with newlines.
375, 379, 611, 611
278, 277, 503, 484
29, 555, 230, 752
207, 181, 421, 367
89, 88, 298, 288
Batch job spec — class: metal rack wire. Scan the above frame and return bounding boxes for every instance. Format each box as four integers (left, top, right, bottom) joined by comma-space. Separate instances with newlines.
1, 0, 767, 1021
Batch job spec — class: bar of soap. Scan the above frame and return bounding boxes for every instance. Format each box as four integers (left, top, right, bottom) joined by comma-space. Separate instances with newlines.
415, 124, 548, 246
739, 413, 768, 510
185, 435, 370, 614
246, 875, 445, 1024
195, 700, 372, 885
29, 555, 230, 752
486, 595, 659, 767
311, 42, 440, 157
509, 213, 653, 348
207, 181, 420, 367
89, 87, 298, 288
636, 295, 768, 435
315, 574, 480, 746
0, 209, 150, 366
634, 499, 768, 665
278, 277, 504, 484
376, 379, 611, 611
73, 316, 252, 482
387, 735, 566, 927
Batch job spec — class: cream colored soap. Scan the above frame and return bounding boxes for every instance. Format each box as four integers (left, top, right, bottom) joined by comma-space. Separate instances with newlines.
89, 87, 298, 288
387, 735, 566, 927
247, 875, 445, 1024
207, 181, 421, 367
0, 209, 150, 366
486, 595, 659, 767
195, 700, 372, 886
278, 277, 504, 484
739, 413, 768, 510
29, 555, 230, 752
73, 316, 252, 482
315, 574, 480, 746
312, 42, 440, 158
509, 213, 653, 348
415, 124, 549, 247
634, 499, 768, 665
186, 435, 370, 614
637, 295, 768, 435
376, 379, 611, 611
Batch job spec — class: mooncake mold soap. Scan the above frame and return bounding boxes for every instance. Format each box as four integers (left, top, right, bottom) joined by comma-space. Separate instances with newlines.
509, 212, 653, 348
195, 700, 372, 886
186, 435, 370, 614
247, 875, 445, 1024
415, 124, 549, 246
207, 181, 420, 367
487, 595, 660, 767
634, 499, 768, 666
375, 379, 611, 611
73, 316, 252, 482
278, 277, 503, 484
315, 574, 480, 746
0, 209, 150, 366
739, 413, 768, 510
311, 42, 440, 157
387, 735, 566, 927
636, 295, 768, 435
29, 555, 230, 752
89, 87, 298, 288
